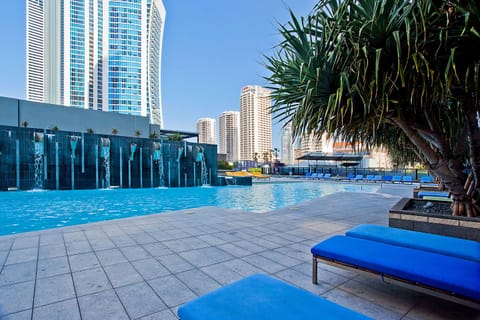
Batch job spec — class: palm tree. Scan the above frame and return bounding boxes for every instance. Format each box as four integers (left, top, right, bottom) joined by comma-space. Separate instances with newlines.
265, 0, 480, 216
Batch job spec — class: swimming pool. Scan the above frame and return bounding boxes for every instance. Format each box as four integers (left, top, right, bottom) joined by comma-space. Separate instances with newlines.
0, 182, 377, 235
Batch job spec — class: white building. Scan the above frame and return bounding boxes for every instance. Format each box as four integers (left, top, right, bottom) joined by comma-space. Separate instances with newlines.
281, 123, 294, 165
197, 118, 216, 144
26, 0, 166, 127
219, 111, 240, 163
239, 86, 272, 162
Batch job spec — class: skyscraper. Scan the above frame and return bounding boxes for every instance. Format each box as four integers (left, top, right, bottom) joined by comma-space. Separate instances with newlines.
239, 86, 272, 162
281, 123, 294, 165
219, 111, 240, 163
196, 118, 216, 144
26, 0, 166, 127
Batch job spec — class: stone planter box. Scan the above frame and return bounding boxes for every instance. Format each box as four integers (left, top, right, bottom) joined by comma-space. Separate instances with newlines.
389, 198, 480, 241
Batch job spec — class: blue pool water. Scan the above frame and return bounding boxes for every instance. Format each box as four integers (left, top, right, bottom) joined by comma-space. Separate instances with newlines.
0, 182, 377, 235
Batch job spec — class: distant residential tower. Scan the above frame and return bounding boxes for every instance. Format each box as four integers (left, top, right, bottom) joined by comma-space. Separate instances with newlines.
219, 111, 240, 163
26, 0, 166, 126
197, 118, 216, 144
239, 86, 272, 162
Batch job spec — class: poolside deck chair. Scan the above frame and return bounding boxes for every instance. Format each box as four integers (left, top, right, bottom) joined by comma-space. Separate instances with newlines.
402, 176, 413, 184
323, 173, 332, 179
373, 175, 383, 182
365, 175, 375, 182
346, 174, 356, 181
305, 172, 312, 179
392, 175, 402, 183
178, 274, 371, 320
311, 173, 319, 179
383, 175, 393, 183
311, 227, 480, 310
354, 174, 364, 182
420, 176, 440, 188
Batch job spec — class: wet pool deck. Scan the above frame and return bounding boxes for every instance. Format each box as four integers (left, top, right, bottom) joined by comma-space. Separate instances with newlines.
0, 182, 478, 319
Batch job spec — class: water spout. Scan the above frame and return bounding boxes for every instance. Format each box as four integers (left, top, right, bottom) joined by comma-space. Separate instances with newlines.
101, 138, 110, 188
69, 136, 81, 190
33, 132, 44, 189
153, 142, 165, 187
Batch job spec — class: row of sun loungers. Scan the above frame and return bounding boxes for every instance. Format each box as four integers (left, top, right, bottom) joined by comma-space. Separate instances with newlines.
178, 224, 479, 319
306, 173, 415, 183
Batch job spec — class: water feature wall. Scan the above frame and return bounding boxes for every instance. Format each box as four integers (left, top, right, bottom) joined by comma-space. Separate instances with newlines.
0, 126, 217, 190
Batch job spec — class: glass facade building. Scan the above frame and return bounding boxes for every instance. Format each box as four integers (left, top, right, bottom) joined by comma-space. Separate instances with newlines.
26, 0, 166, 127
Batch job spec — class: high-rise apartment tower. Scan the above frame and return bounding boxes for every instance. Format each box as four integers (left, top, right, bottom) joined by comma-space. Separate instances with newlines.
218, 111, 240, 163
281, 123, 294, 165
239, 86, 272, 162
196, 118, 216, 144
26, 0, 166, 127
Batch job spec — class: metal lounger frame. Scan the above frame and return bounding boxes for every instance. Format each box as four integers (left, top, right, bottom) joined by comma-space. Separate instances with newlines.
312, 255, 480, 310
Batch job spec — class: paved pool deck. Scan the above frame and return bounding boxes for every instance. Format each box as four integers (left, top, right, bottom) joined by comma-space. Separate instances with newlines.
0, 183, 478, 319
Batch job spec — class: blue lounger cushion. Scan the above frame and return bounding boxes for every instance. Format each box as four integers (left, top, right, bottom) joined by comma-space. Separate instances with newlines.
346, 224, 480, 263
418, 191, 449, 198
311, 236, 480, 301
177, 274, 371, 320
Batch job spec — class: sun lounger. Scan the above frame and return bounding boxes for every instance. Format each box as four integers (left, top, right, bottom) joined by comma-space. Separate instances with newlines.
383, 175, 393, 182
345, 224, 480, 262
417, 191, 449, 198
305, 172, 312, 179
374, 175, 383, 182
178, 273, 371, 320
323, 173, 332, 179
419, 176, 441, 188
366, 175, 375, 182
392, 175, 402, 183
311, 233, 480, 309
402, 176, 413, 184
354, 174, 364, 182
346, 174, 356, 181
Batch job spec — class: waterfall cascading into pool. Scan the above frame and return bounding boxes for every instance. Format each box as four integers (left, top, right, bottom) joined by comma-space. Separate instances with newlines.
153, 142, 165, 187
101, 138, 111, 188
33, 132, 44, 189
128, 143, 137, 188
195, 146, 209, 186
69, 136, 80, 190
177, 146, 184, 187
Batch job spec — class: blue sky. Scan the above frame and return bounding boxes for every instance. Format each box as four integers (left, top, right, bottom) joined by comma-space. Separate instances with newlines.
0, 0, 317, 147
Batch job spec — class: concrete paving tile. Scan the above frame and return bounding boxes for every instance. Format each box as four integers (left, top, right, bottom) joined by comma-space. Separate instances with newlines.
163, 238, 210, 252
39, 233, 63, 247
68, 252, 100, 272
142, 243, 172, 257
65, 240, 92, 255
156, 254, 195, 274
0, 261, 36, 286
72, 268, 112, 296
32, 298, 80, 320
0, 250, 9, 268
38, 244, 66, 260
0, 309, 32, 320
148, 275, 196, 307
110, 236, 136, 248
95, 248, 127, 267
63, 231, 87, 243
78, 290, 129, 320
176, 269, 221, 296
138, 309, 178, 320
120, 245, 151, 261
83, 229, 108, 241
241, 254, 287, 273
36, 256, 69, 279
259, 250, 303, 268
323, 288, 403, 320
34, 274, 75, 307
195, 234, 227, 246
222, 259, 260, 277
178, 247, 233, 268
0, 239, 14, 251
116, 282, 167, 319
104, 262, 143, 288
217, 242, 252, 258
131, 258, 170, 280
0, 281, 34, 316
231, 240, 266, 254
200, 263, 244, 286
11, 237, 39, 250
89, 238, 116, 251
128, 233, 157, 245
5, 247, 38, 265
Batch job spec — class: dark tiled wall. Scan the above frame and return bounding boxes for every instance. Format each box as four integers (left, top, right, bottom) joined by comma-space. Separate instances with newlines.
0, 126, 217, 190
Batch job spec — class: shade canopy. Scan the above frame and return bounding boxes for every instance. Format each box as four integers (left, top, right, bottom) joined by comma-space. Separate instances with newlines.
296, 152, 364, 162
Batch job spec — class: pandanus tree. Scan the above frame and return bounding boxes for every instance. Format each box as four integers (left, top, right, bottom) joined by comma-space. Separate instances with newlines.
265, 0, 480, 216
